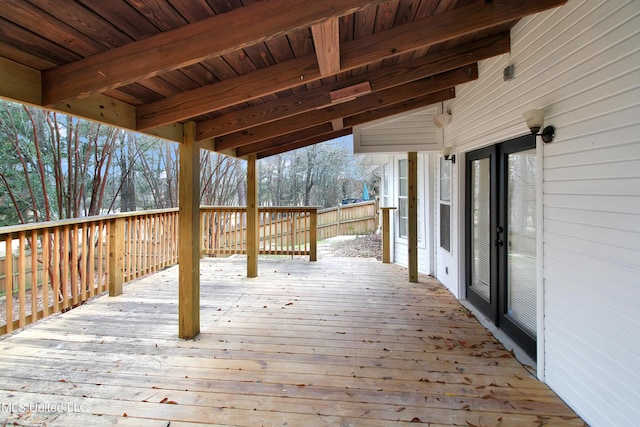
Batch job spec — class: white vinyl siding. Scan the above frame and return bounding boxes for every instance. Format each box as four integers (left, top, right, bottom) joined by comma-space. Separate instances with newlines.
445, 1, 640, 426
353, 107, 441, 153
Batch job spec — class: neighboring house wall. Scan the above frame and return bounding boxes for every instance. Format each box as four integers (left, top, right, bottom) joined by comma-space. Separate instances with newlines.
444, 1, 640, 426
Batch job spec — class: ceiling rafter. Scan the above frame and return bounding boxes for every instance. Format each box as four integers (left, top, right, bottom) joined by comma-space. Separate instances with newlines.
195, 34, 509, 140
135, 0, 564, 132
311, 18, 341, 77
41, 0, 388, 105
213, 64, 478, 151
258, 128, 353, 159
236, 88, 456, 158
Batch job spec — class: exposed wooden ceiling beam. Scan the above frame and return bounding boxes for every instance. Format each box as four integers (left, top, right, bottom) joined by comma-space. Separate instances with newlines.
236, 123, 345, 157
214, 65, 478, 151
194, 34, 509, 139
311, 18, 341, 77
136, 0, 564, 131
0, 56, 40, 105
257, 128, 353, 159
344, 89, 456, 128
240, 88, 456, 158
41, 0, 387, 105
0, 56, 182, 142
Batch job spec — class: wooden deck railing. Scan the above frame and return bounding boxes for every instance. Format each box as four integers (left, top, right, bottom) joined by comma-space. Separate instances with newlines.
0, 209, 179, 335
0, 206, 319, 336
0, 201, 377, 336
201, 206, 317, 259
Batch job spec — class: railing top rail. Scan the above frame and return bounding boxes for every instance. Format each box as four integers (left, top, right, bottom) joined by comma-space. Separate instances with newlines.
318, 199, 376, 214
1, 205, 321, 237
201, 206, 319, 212
259, 206, 318, 212
0, 208, 180, 236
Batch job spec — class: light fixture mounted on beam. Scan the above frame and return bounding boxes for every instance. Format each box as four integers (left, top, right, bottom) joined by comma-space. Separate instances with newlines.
523, 109, 555, 143
443, 146, 456, 164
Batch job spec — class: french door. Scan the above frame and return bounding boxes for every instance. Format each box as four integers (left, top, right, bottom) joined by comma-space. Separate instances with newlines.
465, 135, 537, 358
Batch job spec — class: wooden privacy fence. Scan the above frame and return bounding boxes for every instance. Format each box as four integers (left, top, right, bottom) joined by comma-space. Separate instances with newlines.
200, 206, 317, 258
316, 200, 378, 241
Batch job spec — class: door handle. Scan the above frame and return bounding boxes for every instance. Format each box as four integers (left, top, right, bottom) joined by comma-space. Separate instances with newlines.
495, 239, 504, 247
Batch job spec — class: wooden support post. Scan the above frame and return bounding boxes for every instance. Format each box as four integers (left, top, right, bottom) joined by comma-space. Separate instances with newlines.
247, 154, 259, 278
408, 152, 418, 283
309, 208, 318, 261
380, 207, 396, 264
179, 122, 200, 339
108, 217, 125, 296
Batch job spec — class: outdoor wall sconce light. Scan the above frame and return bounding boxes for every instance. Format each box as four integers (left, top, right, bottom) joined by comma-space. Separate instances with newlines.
523, 109, 555, 143
443, 146, 456, 164
433, 112, 452, 129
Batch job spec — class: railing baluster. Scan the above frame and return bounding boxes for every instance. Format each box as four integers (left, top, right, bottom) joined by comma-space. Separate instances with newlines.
53, 228, 60, 314
18, 231, 26, 328
30, 229, 38, 323
61, 226, 70, 310
70, 224, 77, 305
80, 224, 87, 303
42, 228, 50, 317
97, 221, 104, 293
89, 223, 96, 298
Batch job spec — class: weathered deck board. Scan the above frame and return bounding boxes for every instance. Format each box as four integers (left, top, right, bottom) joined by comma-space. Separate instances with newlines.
0, 257, 585, 426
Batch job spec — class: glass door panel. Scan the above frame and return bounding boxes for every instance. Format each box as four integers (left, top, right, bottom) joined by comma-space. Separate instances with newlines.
506, 148, 537, 337
471, 158, 491, 302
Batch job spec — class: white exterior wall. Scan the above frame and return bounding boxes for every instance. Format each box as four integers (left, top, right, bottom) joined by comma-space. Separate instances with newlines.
445, 1, 640, 426
353, 106, 441, 153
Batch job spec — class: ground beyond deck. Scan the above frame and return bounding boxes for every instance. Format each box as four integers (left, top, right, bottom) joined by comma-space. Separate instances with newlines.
0, 256, 585, 426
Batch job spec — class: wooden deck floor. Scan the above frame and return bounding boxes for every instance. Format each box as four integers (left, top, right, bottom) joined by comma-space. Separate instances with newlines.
0, 256, 585, 426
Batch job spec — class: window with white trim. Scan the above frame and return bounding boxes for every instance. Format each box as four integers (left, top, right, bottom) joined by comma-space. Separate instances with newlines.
398, 159, 408, 237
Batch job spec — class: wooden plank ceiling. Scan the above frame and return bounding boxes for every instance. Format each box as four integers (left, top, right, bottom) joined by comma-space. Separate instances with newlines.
0, 0, 566, 158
